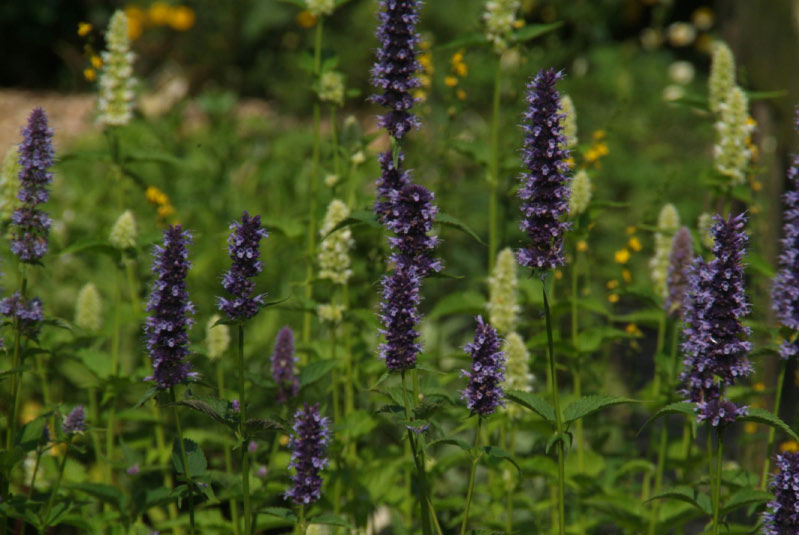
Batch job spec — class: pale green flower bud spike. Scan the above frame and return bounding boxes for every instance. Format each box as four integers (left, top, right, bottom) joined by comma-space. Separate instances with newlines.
714, 86, 752, 185
109, 210, 138, 250
483, 0, 521, 54
487, 248, 519, 335
75, 283, 103, 332
318, 199, 355, 285
649, 203, 680, 300
206, 314, 231, 360
319, 71, 345, 106
560, 94, 578, 149
569, 170, 592, 216
98, 10, 137, 127
503, 332, 533, 419
0, 146, 21, 224
708, 42, 735, 114
306, 0, 334, 17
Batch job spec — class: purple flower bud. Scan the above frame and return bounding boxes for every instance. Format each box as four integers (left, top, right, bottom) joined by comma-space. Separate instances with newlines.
461, 316, 505, 417
679, 213, 751, 427
127, 464, 140, 475
248, 440, 257, 454
516, 68, 572, 271
0, 292, 43, 339
374, 151, 411, 224
271, 326, 298, 402
666, 227, 694, 317
231, 399, 240, 413
284, 403, 330, 505
257, 465, 268, 479
763, 452, 799, 534
11, 107, 54, 263
62, 405, 86, 435
369, 0, 422, 139
218, 211, 268, 321
144, 225, 195, 390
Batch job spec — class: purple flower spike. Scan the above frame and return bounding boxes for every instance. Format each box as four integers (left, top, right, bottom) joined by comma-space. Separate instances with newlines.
218, 211, 268, 321
144, 225, 196, 390
374, 151, 411, 224
772, 112, 799, 359
763, 452, 799, 534
271, 326, 298, 402
386, 183, 442, 275
516, 68, 572, 271
0, 292, 43, 339
369, 0, 422, 139
62, 405, 86, 434
284, 403, 330, 505
11, 107, 54, 263
461, 316, 505, 417
666, 227, 694, 318
679, 213, 752, 427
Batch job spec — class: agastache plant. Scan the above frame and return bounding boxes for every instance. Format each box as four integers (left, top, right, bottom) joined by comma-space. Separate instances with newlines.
218, 211, 269, 321
271, 326, 299, 402
665, 227, 694, 318
285, 403, 330, 532
763, 452, 799, 534
374, 150, 411, 224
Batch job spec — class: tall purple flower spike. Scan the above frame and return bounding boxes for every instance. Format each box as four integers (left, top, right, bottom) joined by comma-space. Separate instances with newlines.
679, 213, 752, 427
369, 0, 422, 139
516, 68, 572, 271
145, 225, 196, 390
763, 452, 799, 534
374, 150, 412, 224
11, 107, 54, 263
666, 227, 694, 318
271, 326, 299, 402
461, 316, 505, 417
284, 403, 330, 505
772, 108, 799, 359
219, 211, 269, 321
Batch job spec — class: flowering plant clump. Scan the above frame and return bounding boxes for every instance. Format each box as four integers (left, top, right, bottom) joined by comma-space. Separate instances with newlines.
144, 225, 196, 390
516, 68, 571, 271
483, 0, 520, 54
218, 211, 269, 321
271, 325, 299, 402
285, 403, 330, 505
487, 248, 519, 335
763, 452, 799, 534
650, 203, 680, 300
318, 199, 355, 285
98, 10, 137, 126
461, 316, 505, 417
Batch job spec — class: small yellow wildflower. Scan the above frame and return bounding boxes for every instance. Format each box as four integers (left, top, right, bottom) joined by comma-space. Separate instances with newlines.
628, 236, 642, 252
83, 68, 97, 82
753, 382, 766, 392
456, 89, 467, 101
595, 142, 609, 157
576, 240, 588, 253
606, 280, 619, 290
125, 6, 146, 40
780, 440, 799, 453
512, 19, 524, 29
614, 249, 630, 264
625, 323, 642, 336
444, 75, 458, 87
608, 294, 620, 304
554, 270, 563, 280
751, 180, 763, 192
296, 10, 317, 28
148, 2, 171, 25
280, 434, 290, 446
592, 130, 606, 141
90, 55, 103, 69
419, 52, 433, 74
626, 226, 637, 235
21, 400, 42, 425
169, 6, 196, 31
622, 269, 632, 283
157, 204, 175, 218
691, 6, 715, 31
744, 422, 757, 435
78, 22, 93, 36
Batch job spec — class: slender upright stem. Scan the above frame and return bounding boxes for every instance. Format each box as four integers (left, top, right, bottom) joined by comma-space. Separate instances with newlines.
297, 504, 306, 535
505, 423, 516, 535
237, 325, 253, 535
330, 106, 340, 176
401, 371, 434, 535
711, 430, 724, 535
460, 417, 482, 535
542, 281, 566, 535
153, 403, 181, 535
170, 388, 195, 534
125, 257, 141, 317
303, 19, 324, 349
762, 359, 787, 489
6, 273, 28, 452
88, 388, 104, 483
650, 312, 667, 400
487, 58, 502, 271
218, 360, 241, 535
42, 441, 69, 530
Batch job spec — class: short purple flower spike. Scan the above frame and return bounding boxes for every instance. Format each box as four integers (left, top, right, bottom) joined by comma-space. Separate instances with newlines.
516, 68, 572, 271
369, 0, 422, 139
679, 213, 752, 427
374, 151, 412, 224
763, 452, 799, 534
666, 227, 694, 317
284, 403, 330, 505
0, 292, 43, 339
461, 316, 505, 417
218, 211, 268, 321
772, 109, 799, 359
11, 107, 54, 263
62, 405, 86, 434
144, 225, 196, 390
271, 326, 298, 402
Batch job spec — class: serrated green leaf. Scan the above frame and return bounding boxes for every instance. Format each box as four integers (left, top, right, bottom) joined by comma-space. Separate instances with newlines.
639, 402, 695, 435
16, 417, 46, 452
436, 212, 486, 246
563, 395, 637, 425
740, 407, 799, 442
300, 359, 337, 387
134, 387, 159, 408
506, 390, 556, 425
311, 513, 354, 529
721, 488, 771, 515
76, 348, 113, 380
647, 486, 712, 515
482, 445, 521, 473
436, 32, 489, 51
172, 438, 207, 477
67, 482, 127, 511
510, 21, 563, 43
261, 506, 297, 521
428, 290, 485, 320
323, 210, 380, 238
429, 437, 471, 451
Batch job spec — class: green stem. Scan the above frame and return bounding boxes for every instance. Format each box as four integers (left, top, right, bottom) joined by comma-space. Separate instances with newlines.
648, 424, 668, 535
152, 404, 181, 534
218, 360, 240, 535
330, 106, 340, 177
711, 430, 724, 535
237, 325, 252, 535
460, 417, 482, 535
170, 388, 195, 535
28, 449, 42, 497
401, 371, 433, 535
297, 504, 306, 535
650, 312, 666, 400
505, 423, 516, 535
762, 359, 787, 489
125, 257, 141, 317
41, 441, 69, 531
487, 58, 502, 271
6, 273, 28, 452
542, 281, 565, 535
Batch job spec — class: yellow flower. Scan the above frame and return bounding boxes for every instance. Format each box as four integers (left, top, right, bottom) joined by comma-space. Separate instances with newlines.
280, 434, 290, 446
148, 2, 171, 25
576, 240, 588, 252
592, 130, 606, 141
90, 55, 103, 69
21, 400, 42, 425
456, 89, 467, 101
626, 226, 637, 235
454, 62, 468, 77
296, 10, 317, 28
780, 440, 799, 453
625, 323, 642, 336
169, 6, 195, 31
628, 236, 642, 252
78, 22, 93, 36
622, 269, 632, 283
512, 19, 524, 29
451, 51, 464, 64
751, 180, 763, 192
595, 142, 609, 157
158, 204, 175, 218
608, 294, 619, 304
419, 52, 433, 73
606, 280, 619, 290
83, 68, 97, 82
124, 6, 146, 40
444, 75, 458, 87
744, 422, 757, 435
554, 270, 563, 280
753, 382, 766, 392
614, 249, 630, 264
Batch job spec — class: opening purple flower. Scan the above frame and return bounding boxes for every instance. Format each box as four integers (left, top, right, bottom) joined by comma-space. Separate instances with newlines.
461, 316, 505, 417
218, 211, 268, 321
374, 150, 411, 224
284, 403, 330, 505
0, 292, 43, 339
271, 326, 298, 402
763, 452, 799, 534
62, 405, 86, 435
144, 225, 196, 390
666, 227, 694, 318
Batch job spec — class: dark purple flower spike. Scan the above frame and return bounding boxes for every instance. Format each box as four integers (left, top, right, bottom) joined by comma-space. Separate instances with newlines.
218, 211, 269, 321
284, 403, 330, 505
461, 316, 505, 417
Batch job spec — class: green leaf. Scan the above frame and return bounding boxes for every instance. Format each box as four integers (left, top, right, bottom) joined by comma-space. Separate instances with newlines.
436, 212, 486, 246
323, 210, 380, 238
124, 150, 184, 167
261, 506, 297, 522
310, 513, 354, 529
739, 407, 799, 442
429, 437, 471, 451
134, 387, 159, 408
16, 417, 47, 452
721, 488, 772, 515
173, 399, 234, 428
647, 486, 712, 515
482, 445, 521, 473
574, 327, 630, 353
436, 32, 489, 51
76, 348, 113, 380
563, 395, 637, 425
506, 390, 556, 425
428, 290, 486, 320
300, 359, 337, 387
747, 89, 788, 101
639, 402, 695, 434
58, 239, 120, 260
172, 438, 207, 477
67, 482, 127, 511
337, 410, 377, 440
510, 21, 563, 43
